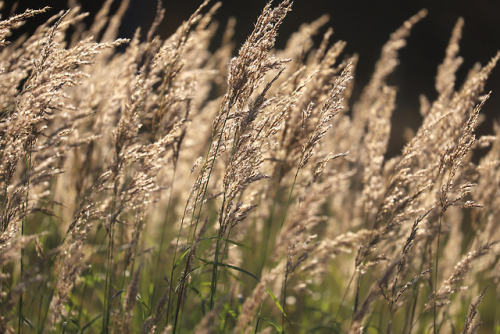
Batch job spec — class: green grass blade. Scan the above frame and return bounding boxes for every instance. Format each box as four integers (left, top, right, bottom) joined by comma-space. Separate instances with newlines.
196, 257, 260, 282
266, 288, 289, 323
81, 314, 102, 333
260, 316, 283, 333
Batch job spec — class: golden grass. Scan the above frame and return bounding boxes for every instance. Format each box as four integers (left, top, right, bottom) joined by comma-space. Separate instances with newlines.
0, 1, 499, 333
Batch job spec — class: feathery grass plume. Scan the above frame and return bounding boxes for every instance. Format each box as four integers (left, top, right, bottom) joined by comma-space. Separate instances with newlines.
47, 231, 88, 328
350, 10, 427, 167
1, 1, 500, 333
472, 122, 500, 248
234, 265, 284, 333
120, 265, 142, 334
348, 11, 429, 269
173, 0, 293, 318
462, 284, 489, 334
298, 63, 353, 170
435, 18, 464, 101
0, 7, 50, 46
358, 85, 396, 218
425, 241, 499, 311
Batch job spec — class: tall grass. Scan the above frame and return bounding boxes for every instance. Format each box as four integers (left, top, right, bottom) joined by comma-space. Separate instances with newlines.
0, 1, 499, 333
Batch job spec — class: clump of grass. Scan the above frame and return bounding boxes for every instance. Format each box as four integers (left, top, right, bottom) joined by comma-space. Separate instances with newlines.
0, 1, 499, 333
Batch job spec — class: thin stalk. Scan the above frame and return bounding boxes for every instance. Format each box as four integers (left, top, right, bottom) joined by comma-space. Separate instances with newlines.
218, 189, 246, 279
208, 99, 269, 309
165, 200, 191, 324
165, 158, 209, 326
165, 127, 211, 325
273, 168, 300, 331
70, 224, 104, 333
208, 128, 242, 311
180, 149, 221, 320
405, 239, 431, 334
406, 285, 421, 334
18, 214, 25, 334
172, 94, 239, 332
150, 165, 177, 311
119, 212, 143, 330
387, 302, 393, 334
18, 136, 33, 333
280, 167, 300, 230
254, 303, 264, 334
167, 135, 215, 327
103, 234, 114, 333
37, 295, 44, 334
281, 273, 288, 331
1, 178, 7, 231
103, 226, 115, 333
172, 243, 193, 332
209, 196, 226, 310
334, 270, 356, 323
433, 213, 444, 334
103, 179, 119, 334
352, 274, 362, 322
257, 167, 282, 278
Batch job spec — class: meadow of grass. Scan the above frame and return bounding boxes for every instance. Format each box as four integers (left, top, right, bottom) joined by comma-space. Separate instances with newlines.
0, 1, 499, 333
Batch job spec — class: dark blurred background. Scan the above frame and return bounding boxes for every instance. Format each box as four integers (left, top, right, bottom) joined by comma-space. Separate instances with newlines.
4, 0, 500, 156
